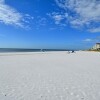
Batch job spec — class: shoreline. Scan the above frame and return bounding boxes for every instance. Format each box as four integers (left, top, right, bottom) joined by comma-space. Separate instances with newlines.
0, 51, 99, 56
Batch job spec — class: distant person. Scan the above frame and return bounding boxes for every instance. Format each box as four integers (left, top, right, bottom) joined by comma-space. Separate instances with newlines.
72, 50, 75, 53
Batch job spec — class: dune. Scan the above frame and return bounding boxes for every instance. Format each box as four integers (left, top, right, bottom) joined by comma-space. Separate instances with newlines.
0, 51, 100, 100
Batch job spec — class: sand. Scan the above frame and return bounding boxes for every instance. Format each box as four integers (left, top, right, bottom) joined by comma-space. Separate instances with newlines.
0, 51, 100, 100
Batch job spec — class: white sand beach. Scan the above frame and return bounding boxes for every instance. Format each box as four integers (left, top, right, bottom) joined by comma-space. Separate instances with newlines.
0, 51, 100, 100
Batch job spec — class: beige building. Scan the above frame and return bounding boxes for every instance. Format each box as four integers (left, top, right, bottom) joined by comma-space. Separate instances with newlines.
92, 43, 100, 50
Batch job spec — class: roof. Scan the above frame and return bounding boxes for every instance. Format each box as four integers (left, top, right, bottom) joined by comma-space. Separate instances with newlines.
96, 43, 100, 44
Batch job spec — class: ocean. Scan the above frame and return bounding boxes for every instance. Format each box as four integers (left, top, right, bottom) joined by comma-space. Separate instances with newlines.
0, 48, 68, 53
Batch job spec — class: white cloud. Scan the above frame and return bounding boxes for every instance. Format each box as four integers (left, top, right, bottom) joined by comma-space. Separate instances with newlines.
36, 16, 47, 27
89, 27, 100, 33
54, 0, 100, 33
52, 13, 64, 24
83, 39, 92, 42
83, 37, 100, 42
0, 0, 33, 28
47, 12, 67, 25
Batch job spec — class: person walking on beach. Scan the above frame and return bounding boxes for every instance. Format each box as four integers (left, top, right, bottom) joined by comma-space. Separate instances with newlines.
72, 50, 75, 53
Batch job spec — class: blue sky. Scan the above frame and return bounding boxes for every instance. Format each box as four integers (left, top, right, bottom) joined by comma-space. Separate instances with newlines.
0, 0, 100, 50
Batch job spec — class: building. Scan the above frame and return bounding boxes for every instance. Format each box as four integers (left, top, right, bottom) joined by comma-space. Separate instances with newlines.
92, 43, 100, 50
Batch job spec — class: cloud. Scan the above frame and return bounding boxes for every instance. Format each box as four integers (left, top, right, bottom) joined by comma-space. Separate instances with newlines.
89, 27, 100, 33
54, 0, 100, 33
34, 16, 48, 30
83, 39, 92, 42
50, 12, 64, 24
47, 12, 67, 27
38, 17, 47, 26
0, 0, 33, 28
83, 37, 100, 43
